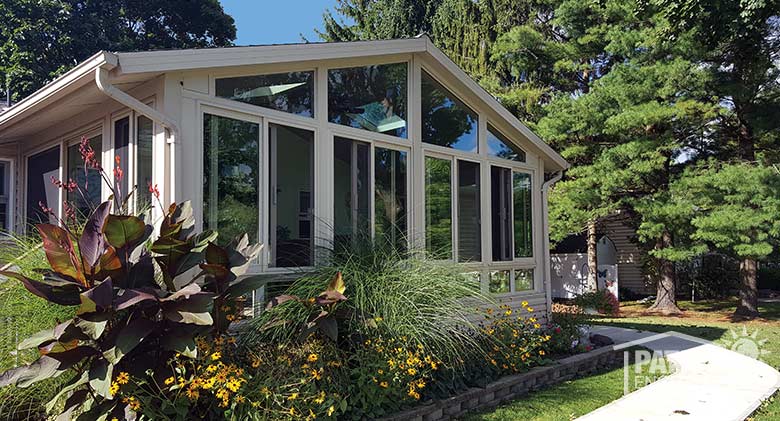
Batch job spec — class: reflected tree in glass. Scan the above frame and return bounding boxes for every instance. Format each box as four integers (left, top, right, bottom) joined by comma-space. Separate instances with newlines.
329, 63, 408, 138
375, 147, 407, 251
421, 71, 478, 152
514, 269, 534, 291
457, 160, 481, 262
203, 114, 260, 245
67, 135, 102, 218
334, 137, 370, 249
425, 156, 452, 259
513, 172, 532, 258
489, 270, 511, 294
215, 72, 314, 117
487, 126, 526, 162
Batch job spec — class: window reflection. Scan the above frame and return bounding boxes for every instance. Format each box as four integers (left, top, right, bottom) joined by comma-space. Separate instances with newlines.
425, 156, 452, 259
26, 146, 60, 227
457, 160, 481, 262
216, 72, 314, 117
375, 147, 407, 251
270, 124, 315, 267
203, 114, 260, 245
67, 135, 102, 219
488, 126, 526, 162
515, 269, 534, 291
136, 116, 154, 210
491, 166, 512, 261
513, 172, 533, 258
489, 270, 511, 294
334, 137, 370, 249
421, 71, 478, 152
328, 63, 408, 138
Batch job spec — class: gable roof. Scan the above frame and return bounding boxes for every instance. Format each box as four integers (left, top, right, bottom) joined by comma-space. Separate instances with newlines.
0, 36, 567, 171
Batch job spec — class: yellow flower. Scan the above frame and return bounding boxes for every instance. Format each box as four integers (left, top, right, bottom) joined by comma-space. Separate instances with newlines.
288, 392, 299, 401
430, 362, 438, 370
378, 369, 384, 374
235, 395, 245, 404
539, 350, 546, 356
116, 372, 130, 385
186, 388, 199, 400
314, 391, 326, 404
379, 381, 389, 388
289, 407, 297, 416
109, 382, 120, 396
202, 378, 216, 389
327, 406, 335, 416
226, 378, 241, 392
416, 379, 426, 389
521, 300, 529, 307
226, 314, 236, 321
407, 368, 417, 376
211, 352, 222, 361
207, 364, 218, 373
164, 376, 175, 385
534, 323, 541, 329
504, 309, 512, 316
214, 336, 225, 345
307, 353, 318, 363
311, 369, 322, 380
527, 307, 534, 312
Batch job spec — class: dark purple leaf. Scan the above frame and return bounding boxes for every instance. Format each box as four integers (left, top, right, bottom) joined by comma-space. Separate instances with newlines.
77, 278, 113, 315
1, 271, 82, 306
78, 202, 111, 271
115, 288, 158, 310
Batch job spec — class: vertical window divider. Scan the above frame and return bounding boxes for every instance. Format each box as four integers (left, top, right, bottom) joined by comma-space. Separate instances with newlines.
450, 156, 458, 262
261, 117, 270, 270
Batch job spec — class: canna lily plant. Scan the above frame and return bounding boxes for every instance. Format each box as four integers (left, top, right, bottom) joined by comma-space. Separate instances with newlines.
0, 138, 265, 420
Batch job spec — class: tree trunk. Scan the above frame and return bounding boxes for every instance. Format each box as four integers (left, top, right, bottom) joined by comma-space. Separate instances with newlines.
648, 230, 682, 314
586, 219, 598, 292
735, 258, 760, 318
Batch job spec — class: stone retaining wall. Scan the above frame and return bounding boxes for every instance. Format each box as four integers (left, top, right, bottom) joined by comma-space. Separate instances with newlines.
380, 346, 622, 421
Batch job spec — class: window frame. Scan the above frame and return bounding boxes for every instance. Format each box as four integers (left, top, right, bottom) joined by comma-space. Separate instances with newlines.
0, 158, 15, 232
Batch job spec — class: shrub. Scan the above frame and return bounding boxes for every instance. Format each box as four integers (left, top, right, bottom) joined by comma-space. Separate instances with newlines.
547, 308, 589, 355
478, 304, 550, 374
574, 289, 619, 316
243, 237, 491, 369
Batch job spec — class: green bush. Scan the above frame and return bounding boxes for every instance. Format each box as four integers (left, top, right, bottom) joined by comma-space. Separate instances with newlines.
242, 236, 491, 367
574, 290, 619, 316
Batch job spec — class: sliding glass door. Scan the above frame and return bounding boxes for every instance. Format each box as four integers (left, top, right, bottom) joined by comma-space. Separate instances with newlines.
26, 146, 60, 227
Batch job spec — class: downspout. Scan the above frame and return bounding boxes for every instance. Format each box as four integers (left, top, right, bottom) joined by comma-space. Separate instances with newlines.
94, 64, 180, 204
542, 171, 563, 318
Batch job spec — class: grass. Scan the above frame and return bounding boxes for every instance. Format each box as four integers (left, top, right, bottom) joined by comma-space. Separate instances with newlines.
464, 299, 780, 421
462, 350, 668, 421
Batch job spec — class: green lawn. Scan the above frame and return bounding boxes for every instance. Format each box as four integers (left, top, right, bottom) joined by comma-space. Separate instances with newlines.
463, 299, 780, 421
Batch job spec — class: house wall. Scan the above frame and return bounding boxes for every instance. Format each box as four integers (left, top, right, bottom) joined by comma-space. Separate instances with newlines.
166, 52, 552, 315
10, 76, 166, 233
600, 216, 651, 295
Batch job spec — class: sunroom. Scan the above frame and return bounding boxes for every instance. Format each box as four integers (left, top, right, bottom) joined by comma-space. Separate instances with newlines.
0, 37, 567, 317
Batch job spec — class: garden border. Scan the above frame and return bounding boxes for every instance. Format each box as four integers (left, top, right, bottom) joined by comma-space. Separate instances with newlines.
379, 345, 622, 421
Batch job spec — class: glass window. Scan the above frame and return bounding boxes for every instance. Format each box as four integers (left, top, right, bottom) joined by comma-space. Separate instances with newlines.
270, 123, 314, 267
215, 72, 314, 117
136, 116, 154, 210
421, 71, 478, 152
490, 166, 512, 261
67, 135, 102, 219
513, 172, 533, 258
203, 114, 260, 245
425, 156, 452, 259
489, 270, 510, 294
514, 269, 534, 291
487, 126, 526, 162
457, 160, 481, 262
334, 137, 370, 249
374, 147, 407, 251
0, 162, 8, 231
114, 117, 130, 206
26, 146, 60, 227
329, 63, 408, 138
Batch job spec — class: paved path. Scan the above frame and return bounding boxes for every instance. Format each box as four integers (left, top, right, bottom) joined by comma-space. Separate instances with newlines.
577, 326, 780, 421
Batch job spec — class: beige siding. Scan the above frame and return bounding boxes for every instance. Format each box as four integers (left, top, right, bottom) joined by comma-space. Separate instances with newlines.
601, 216, 651, 295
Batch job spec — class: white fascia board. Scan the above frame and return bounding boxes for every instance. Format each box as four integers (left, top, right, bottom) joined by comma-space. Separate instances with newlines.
0, 51, 117, 129
115, 38, 428, 74
422, 38, 569, 172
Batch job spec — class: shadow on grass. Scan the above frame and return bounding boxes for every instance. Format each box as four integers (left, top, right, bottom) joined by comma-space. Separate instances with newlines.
590, 320, 728, 342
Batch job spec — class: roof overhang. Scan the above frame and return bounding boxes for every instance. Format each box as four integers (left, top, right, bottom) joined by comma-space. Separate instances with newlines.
0, 37, 567, 170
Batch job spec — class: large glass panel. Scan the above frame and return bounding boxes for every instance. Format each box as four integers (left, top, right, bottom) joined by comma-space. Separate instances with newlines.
328, 63, 408, 138
270, 123, 314, 267
26, 146, 60, 227
203, 114, 260, 245
114, 117, 130, 205
489, 270, 510, 294
215, 72, 314, 117
513, 172, 533, 258
67, 135, 102, 219
136, 115, 154, 210
457, 160, 481, 262
490, 166, 512, 261
514, 269, 534, 291
487, 126, 526, 162
425, 156, 452, 259
0, 162, 8, 231
374, 147, 407, 251
421, 71, 478, 152
333, 137, 370, 249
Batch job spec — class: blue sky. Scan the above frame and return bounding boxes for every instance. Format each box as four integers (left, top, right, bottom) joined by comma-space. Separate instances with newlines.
220, 0, 340, 45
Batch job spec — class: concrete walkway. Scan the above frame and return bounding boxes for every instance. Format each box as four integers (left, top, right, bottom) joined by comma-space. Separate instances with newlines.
577, 326, 780, 421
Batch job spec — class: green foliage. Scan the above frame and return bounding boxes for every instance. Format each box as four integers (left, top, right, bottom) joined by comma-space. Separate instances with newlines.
574, 290, 620, 316
0, 0, 236, 101
0, 199, 264, 420
244, 237, 490, 366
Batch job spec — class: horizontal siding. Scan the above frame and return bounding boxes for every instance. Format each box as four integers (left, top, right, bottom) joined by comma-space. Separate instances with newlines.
601, 217, 651, 295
